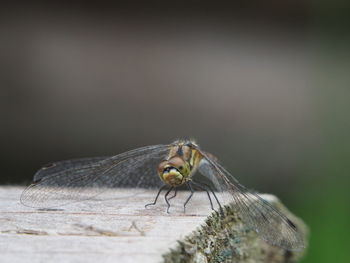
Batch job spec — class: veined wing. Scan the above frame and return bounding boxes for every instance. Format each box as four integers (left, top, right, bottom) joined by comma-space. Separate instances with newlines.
197, 151, 305, 251
21, 145, 170, 208
33, 156, 109, 181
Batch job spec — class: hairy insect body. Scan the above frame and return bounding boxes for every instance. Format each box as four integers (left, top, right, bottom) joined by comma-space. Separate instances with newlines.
157, 141, 203, 187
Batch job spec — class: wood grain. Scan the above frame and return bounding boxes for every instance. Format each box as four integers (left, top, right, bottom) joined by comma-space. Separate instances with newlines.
0, 187, 307, 263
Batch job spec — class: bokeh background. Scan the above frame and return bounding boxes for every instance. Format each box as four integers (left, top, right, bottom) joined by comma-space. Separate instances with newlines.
1, 3, 349, 262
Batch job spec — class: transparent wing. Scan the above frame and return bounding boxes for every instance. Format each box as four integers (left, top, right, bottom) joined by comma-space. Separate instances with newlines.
33, 156, 109, 182
21, 145, 170, 208
197, 151, 305, 251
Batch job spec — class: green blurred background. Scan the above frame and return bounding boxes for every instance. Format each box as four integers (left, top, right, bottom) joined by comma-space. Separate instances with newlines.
1, 2, 349, 262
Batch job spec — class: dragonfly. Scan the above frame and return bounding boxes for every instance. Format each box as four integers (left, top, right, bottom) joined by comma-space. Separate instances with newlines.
21, 139, 304, 251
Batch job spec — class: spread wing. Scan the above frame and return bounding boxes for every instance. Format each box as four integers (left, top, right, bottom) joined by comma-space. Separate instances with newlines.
33, 156, 110, 182
21, 145, 170, 208
197, 150, 305, 251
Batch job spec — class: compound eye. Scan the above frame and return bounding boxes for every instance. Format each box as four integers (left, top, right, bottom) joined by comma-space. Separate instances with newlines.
168, 156, 185, 169
157, 160, 168, 173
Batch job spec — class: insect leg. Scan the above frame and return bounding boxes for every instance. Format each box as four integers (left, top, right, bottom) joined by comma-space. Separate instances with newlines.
145, 185, 167, 208
183, 182, 194, 213
192, 181, 223, 215
167, 188, 178, 201
191, 181, 214, 210
164, 187, 174, 213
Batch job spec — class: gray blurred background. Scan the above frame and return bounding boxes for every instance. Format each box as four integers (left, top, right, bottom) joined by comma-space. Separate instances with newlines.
1, 2, 349, 262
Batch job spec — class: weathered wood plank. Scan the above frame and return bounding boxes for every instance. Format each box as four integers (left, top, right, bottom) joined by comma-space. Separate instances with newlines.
0, 187, 307, 263
0, 186, 212, 263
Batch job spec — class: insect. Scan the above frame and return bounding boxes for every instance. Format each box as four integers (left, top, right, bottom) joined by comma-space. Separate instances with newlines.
21, 139, 304, 251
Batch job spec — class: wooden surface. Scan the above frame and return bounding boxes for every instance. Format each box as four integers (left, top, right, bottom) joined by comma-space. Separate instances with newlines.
0, 187, 308, 263
0, 186, 213, 263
